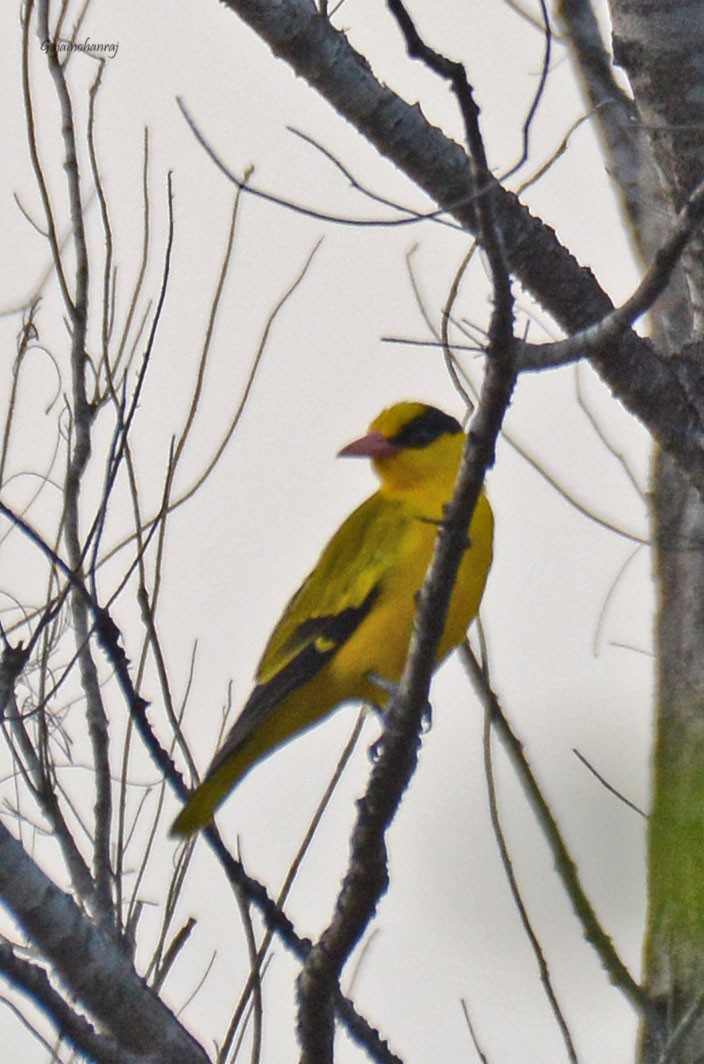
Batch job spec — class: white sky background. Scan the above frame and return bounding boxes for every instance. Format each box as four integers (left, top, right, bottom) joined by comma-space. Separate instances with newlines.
0, 0, 655, 1061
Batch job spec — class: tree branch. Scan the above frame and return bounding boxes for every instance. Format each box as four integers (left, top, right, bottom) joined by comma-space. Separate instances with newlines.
0, 823, 208, 1063
215, 0, 704, 495
0, 944, 146, 1064
0, 497, 401, 1064
517, 173, 704, 369
461, 643, 652, 1018
297, 17, 517, 1049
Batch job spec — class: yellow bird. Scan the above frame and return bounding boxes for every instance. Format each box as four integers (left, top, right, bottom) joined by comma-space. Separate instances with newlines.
171, 401, 493, 836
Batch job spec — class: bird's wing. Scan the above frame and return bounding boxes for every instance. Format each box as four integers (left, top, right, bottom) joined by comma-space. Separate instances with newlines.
206, 586, 380, 777
207, 492, 403, 770
259, 493, 398, 675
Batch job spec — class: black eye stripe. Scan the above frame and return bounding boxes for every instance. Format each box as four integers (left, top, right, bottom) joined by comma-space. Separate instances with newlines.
390, 406, 462, 449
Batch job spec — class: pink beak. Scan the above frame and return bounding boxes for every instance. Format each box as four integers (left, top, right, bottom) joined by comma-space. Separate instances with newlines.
338, 431, 399, 459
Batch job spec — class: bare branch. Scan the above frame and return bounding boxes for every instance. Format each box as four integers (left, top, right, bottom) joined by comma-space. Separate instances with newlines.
573, 748, 647, 818
461, 642, 651, 1017
33, 0, 118, 925
0, 823, 209, 1063
0, 478, 395, 1063
216, 0, 704, 497
178, 98, 451, 230
21, 1, 74, 315
517, 173, 704, 370
482, 697, 579, 1062
0, 943, 146, 1064
556, 0, 659, 250
502, 0, 552, 181
297, 15, 518, 1050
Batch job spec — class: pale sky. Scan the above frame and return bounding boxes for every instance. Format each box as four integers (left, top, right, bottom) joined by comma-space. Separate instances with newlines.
0, 1, 652, 1061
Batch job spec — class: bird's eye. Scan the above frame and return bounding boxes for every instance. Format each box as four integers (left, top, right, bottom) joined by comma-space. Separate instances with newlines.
391, 406, 462, 449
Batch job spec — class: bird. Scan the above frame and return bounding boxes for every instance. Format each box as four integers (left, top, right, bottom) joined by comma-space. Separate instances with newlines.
171, 401, 493, 836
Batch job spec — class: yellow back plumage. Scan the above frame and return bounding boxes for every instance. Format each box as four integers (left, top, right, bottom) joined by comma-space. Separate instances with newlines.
171, 401, 493, 836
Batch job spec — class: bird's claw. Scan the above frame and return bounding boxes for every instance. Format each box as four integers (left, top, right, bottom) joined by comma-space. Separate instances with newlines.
421, 699, 433, 733
369, 734, 383, 762
366, 671, 400, 702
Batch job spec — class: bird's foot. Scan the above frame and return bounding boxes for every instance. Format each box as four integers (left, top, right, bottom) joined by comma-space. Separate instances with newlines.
368, 732, 383, 762
366, 671, 399, 703
365, 672, 433, 762
421, 699, 433, 733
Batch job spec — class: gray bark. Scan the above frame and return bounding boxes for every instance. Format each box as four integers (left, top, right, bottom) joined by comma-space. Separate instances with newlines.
0, 824, 208, 1064
606, 3, 704, 1060
216, 0, 704, 495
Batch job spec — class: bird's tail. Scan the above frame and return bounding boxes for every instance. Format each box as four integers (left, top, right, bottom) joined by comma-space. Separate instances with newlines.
170, 756, 247, 837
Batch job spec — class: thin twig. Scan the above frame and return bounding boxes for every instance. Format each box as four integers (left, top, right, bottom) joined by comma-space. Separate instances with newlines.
0, 498, 401, 1064
219, 712, 366, 1063
501, 0, 552, 181
36, 0, 118, 927
573, 748, 647, 818
459, 998, 490, 1064
461, 642, 651, 1017
178, 98, 451, 230
482, 697, 579, 1062
288, 127, 460, 232
517, 173, 704, 370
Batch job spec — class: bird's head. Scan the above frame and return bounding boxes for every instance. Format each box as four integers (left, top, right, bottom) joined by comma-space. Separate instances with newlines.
339, 401, 465, 508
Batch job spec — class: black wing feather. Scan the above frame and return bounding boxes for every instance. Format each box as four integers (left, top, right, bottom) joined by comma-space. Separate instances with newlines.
207, 586, 380, 775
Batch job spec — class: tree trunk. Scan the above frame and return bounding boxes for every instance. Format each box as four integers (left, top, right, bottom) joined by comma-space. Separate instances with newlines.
644, 453, 704, 1059
607, 3, 704, 1059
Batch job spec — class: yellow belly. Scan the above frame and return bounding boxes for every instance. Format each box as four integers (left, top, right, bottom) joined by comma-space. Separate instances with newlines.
328, 489, 494, 707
